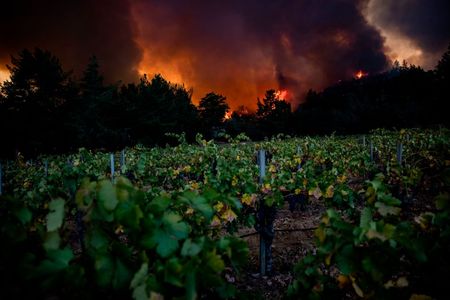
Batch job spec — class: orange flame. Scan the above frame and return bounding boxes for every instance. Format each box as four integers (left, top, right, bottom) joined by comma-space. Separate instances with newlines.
224, 111, 232, 120
275, 89, 288, 100
355, 70, 367, 79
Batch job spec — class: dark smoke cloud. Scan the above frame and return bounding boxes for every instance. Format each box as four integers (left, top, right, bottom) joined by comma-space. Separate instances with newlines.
0, 0, 141, 82
368, 0, 450, 54
2, 0, 396, 108
133, 0, 389, 107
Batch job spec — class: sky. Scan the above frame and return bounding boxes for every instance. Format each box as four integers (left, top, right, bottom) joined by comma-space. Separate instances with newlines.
1, 0, 449, 109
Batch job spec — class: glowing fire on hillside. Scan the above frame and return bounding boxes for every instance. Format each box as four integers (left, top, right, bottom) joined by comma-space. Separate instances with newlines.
355, 70, 368, 79
275, 89, 288, 100
224, 111, 232, 120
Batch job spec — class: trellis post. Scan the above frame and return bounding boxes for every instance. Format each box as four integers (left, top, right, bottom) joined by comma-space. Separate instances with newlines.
120, 149, 125, 170
397, 143, 403, 166
258, 150, 266, 275
110, 153, 115, 182
370, 141, 374, 162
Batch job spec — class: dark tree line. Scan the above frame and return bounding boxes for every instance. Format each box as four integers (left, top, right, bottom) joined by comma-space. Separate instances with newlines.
228, 44, 450, 137
0, 49, 228, 157
1, 45, 449, 158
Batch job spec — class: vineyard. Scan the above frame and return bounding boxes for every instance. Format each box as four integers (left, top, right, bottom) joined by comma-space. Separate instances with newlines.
0, 128, 449, 299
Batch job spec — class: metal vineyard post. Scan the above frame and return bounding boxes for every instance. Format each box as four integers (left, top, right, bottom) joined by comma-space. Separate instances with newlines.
110, 153, 115, 181
258, 149, 266, 275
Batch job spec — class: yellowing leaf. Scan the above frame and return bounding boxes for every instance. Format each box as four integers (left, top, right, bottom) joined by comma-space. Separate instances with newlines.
337, 175, 347, 183
315, 227, 326, 243
295, 188, 302, 195
185, 207, 194, 215
350, 276, 364, 298
384, 276, 409, 289
325, 254, 332, 266
366, 229, 386, 241
214, 202, 224, 212
312, 187, 322, 199
221, 208, 237, 222
397, 276, 409, 287
211, 216, 221, 227
325, 185, 334, 198
375, 202, 401, 216
337, 274, 350, 289
190, 181, 199, 190
242, 193, 256, 206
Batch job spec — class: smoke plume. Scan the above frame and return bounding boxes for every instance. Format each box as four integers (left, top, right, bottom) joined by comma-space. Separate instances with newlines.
0, 0, 142, 82
2, 0, 448, 108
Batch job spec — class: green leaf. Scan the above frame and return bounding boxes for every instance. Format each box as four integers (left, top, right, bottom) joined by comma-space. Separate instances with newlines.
218, 284, 237, 299
43, 231, 61, 251
191, 196, 214, 220
15, 207, 32, 225
378, 193, 402, 206
362, 256, 383, 282
164, 258, 184, 287
163, 213, 189, 239
149, 195, 171, 214
154, 229, 179, 258
132, 285, 148, 300
185, 270, 197, 300
46, 198, 65, 232
181, 238, 203, 257
206, 252, 225, 273
360, 207, 372, 229
367, 177, 383, 192
375, 202, 401, 216
435, 193, 449, 210
335, 244, 356, 275
95, 254, 114, 287
98, 180, 118, 211
89, 229, 109, 250
112, 258, 132, 289
131, 263, 148, 289
115, 202, 143, 229
141, 233, 157, 249
36, 248, 74, 276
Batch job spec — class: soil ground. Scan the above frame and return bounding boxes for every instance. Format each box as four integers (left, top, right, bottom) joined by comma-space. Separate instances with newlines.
234, 201, 327, 299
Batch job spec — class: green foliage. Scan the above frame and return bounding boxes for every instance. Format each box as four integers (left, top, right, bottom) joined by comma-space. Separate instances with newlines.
0, 128, 448, 298
0, 177, 249, 298
288, 173, 450, 299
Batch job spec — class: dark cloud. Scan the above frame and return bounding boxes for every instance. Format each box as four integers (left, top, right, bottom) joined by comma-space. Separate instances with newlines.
2, 0, 394, 107
0, 0, 142, 82
368, 0, 450, 53
133, 0, 389, 107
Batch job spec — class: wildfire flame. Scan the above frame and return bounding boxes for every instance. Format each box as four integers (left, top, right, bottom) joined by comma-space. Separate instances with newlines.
355, 70, 367, 79
275, 89, 288, 100
224, 111, 232, 120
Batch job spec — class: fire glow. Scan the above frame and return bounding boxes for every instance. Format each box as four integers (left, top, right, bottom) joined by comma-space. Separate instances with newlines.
275, 90, 288, 100
355, 70, 368, 79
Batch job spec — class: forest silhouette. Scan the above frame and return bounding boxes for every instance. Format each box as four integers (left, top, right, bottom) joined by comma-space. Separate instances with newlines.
1, 45, 449, 158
